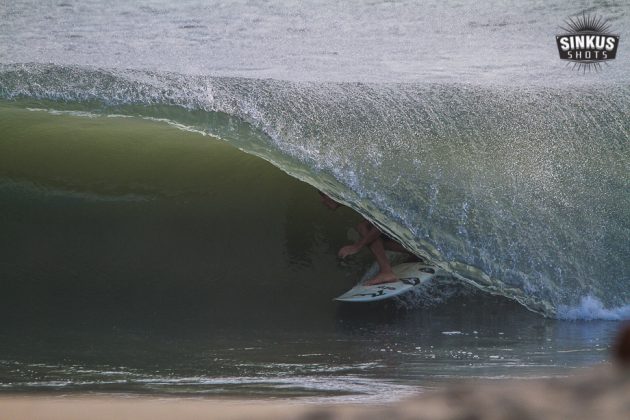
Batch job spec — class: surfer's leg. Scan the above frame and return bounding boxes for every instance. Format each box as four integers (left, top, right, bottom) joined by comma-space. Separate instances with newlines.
382, 240, 407, 253
383, 240, 422, 262
365, 238, 398, 286
356, 220, 370, 238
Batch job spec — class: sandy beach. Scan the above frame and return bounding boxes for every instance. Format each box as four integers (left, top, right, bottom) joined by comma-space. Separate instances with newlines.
2, 365, 629, 420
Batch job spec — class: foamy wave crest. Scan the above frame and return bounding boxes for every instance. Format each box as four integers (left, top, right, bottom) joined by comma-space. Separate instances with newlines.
558, 296, 630, 321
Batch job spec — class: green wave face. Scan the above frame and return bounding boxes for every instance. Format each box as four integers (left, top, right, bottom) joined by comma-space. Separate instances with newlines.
1, 64, 629, 317
0, 102, 369, 321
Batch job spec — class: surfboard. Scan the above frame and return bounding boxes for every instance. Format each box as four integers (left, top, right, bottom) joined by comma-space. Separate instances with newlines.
334, 262, 436, 303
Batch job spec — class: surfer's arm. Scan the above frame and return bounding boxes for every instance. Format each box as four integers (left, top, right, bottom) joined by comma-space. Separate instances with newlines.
337, 220, 382, 258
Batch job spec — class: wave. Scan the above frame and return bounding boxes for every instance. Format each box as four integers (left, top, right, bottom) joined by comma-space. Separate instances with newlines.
1, 63, 629, 318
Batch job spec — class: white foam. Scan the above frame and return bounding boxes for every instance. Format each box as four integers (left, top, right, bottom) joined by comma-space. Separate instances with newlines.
557, 296, 630, 321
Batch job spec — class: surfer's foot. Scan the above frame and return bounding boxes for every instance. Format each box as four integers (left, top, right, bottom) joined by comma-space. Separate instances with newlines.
365, 271, 398, 286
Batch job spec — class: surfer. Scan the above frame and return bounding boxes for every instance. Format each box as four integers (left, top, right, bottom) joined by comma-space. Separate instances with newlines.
318, 191, 414, 285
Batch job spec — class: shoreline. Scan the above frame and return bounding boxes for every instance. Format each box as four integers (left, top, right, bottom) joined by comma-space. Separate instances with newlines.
2, 365, 629, 420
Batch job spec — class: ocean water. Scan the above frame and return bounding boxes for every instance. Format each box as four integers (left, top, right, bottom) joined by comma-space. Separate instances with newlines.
0, 0, 629, 401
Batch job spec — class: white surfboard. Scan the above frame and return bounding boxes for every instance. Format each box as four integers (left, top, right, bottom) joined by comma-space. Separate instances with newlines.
334, 262, 436, 303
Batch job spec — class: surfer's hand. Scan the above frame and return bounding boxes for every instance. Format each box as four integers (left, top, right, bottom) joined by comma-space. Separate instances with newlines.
338, 244, 360, 259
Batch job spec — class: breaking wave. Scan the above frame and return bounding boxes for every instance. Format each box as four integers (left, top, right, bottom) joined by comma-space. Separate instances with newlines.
1, 63, 629, 318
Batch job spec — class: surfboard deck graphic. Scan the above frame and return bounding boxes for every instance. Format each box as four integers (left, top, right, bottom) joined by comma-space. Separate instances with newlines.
334, 262, 436, 303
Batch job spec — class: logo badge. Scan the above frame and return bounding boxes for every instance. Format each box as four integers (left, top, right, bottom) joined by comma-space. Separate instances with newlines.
556, 13, 619, 72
